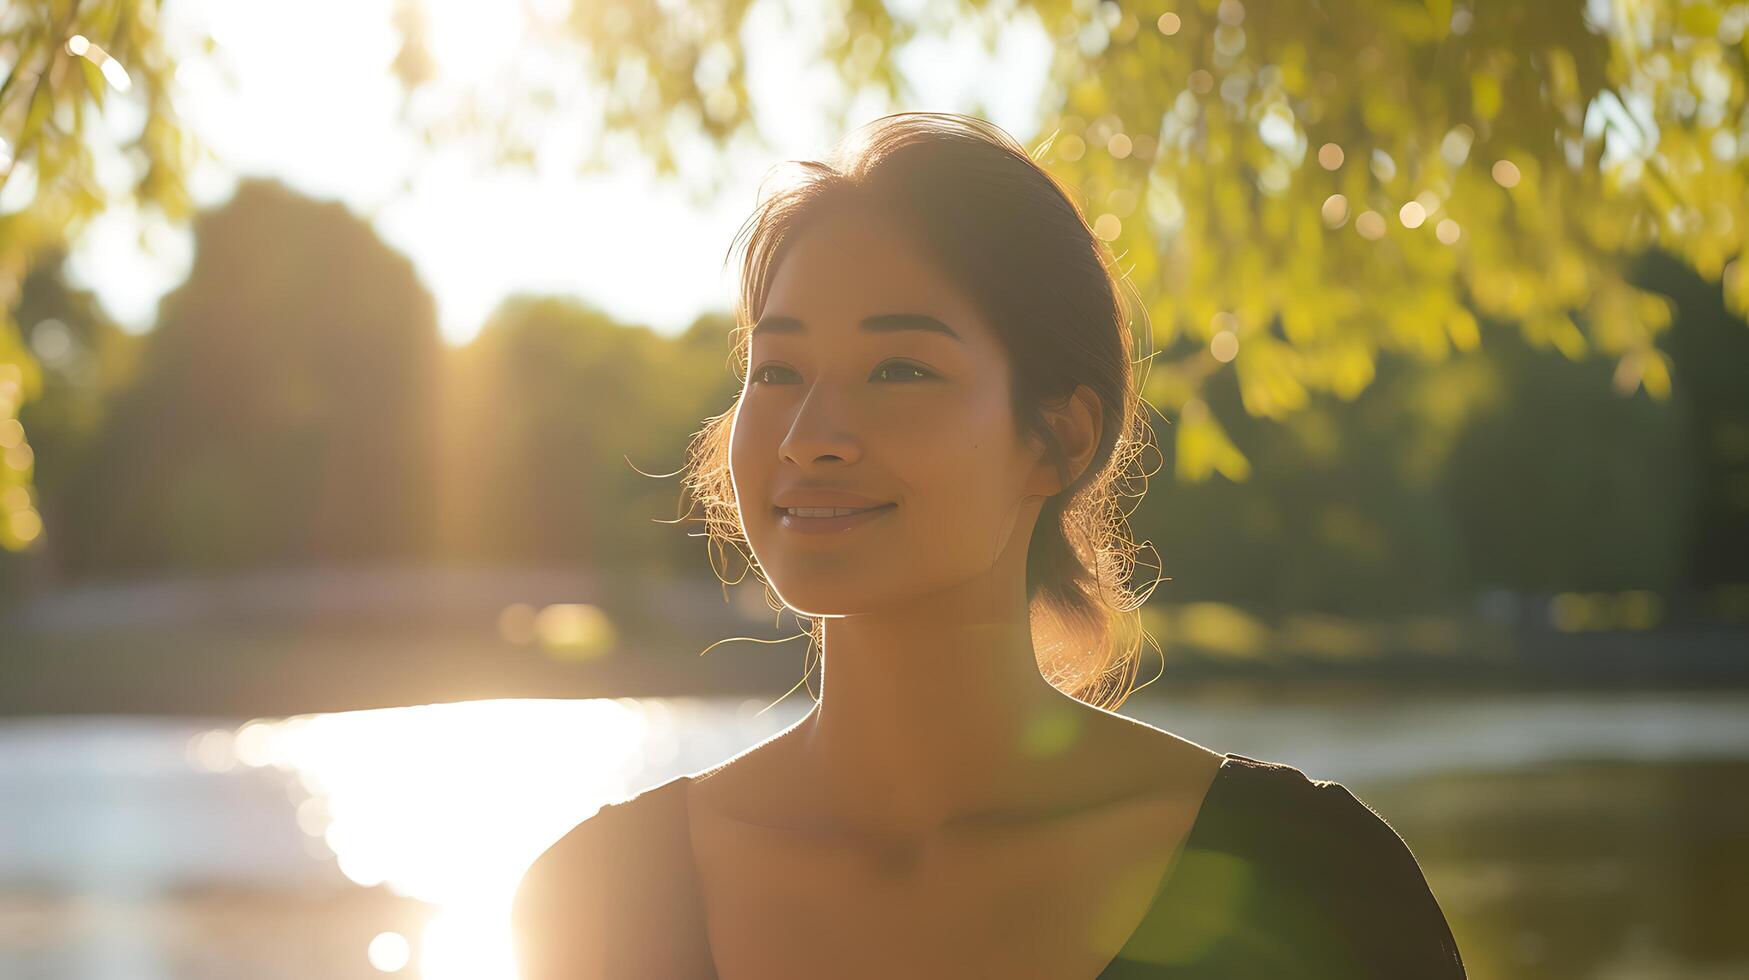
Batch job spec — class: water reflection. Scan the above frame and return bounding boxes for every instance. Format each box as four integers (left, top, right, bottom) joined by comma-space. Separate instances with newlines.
5, 690, 1749, 978
177, 696, 811, 979
187, 699, 667, 978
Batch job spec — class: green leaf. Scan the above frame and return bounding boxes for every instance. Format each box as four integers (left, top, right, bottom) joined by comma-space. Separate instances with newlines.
1425, 0, 1453, 40
79, 57, 107, 110
19, 77, 53, 152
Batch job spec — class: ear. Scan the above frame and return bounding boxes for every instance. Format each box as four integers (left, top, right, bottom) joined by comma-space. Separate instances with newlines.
1024, 384, 1104, 498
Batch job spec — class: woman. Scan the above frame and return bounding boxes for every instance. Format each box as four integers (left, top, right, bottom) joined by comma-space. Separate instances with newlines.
512, 112, 1467, 979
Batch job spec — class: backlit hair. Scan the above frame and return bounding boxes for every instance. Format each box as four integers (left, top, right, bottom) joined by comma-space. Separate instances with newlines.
679, 111, 1166, 710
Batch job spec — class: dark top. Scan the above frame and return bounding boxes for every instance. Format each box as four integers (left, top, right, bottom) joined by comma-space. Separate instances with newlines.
513, 752, 1468, 979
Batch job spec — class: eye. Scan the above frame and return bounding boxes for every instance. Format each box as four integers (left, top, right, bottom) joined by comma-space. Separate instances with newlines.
748, 361, 936, 385
873, 360, 936, 382
749, 364, 798, 385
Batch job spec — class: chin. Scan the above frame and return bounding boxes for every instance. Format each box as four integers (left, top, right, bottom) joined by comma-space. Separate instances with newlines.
765, 592, 858, 618
760, 578, 883, 618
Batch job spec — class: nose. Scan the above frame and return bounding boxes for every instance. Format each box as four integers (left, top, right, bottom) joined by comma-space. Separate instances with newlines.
778, 381, 865, 467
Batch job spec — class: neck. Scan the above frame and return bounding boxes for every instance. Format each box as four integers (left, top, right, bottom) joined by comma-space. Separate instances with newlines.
792, 570, 1089, 840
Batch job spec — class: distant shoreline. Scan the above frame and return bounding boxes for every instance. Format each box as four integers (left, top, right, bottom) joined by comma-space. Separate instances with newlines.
4, 567, 1745, 718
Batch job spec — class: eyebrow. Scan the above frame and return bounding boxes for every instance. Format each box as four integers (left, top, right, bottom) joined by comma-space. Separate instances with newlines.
750, 313, 964, 343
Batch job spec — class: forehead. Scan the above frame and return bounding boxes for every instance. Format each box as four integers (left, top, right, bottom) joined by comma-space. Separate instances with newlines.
759, 206, 991, 342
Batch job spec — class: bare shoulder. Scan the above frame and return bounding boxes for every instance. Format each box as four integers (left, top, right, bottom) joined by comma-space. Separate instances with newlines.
1094, 708, 1226, 786
511, 805, 623, 980
510, 788, 672, 980
684, 721, 813, 824
1084, 707, 1224, 808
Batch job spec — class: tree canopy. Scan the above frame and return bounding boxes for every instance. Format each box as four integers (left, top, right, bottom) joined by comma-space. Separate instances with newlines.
3, 0, 1746, 555
2, 0, 195, 550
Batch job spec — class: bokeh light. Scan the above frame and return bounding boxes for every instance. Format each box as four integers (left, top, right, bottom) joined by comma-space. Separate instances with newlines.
368, 931, 412, 972
1441, 124, 1475, 166
1370, 149, 1396, 183
1211, 330, 1239, 363
65, 33, 132, 91
497, 602, 538, 645
1321, 193, 1348, 227
533, 603, 616, 661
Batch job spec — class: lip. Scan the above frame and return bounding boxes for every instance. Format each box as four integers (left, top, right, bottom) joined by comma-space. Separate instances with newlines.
775, 502, 898, 535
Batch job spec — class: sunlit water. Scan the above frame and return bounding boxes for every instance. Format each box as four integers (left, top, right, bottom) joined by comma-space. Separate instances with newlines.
4, 690, 1749, 979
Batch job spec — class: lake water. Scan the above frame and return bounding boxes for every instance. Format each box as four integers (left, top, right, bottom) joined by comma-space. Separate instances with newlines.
3, 687, 1748, 979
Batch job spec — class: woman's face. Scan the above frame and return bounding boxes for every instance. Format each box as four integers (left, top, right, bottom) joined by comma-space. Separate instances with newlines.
728, 205, 1053, 617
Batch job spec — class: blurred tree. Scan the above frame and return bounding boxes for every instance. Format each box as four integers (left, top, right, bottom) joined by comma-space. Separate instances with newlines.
1633, 246, 1749, 590
1135, 309, 1691, 616
0, 250, 143, 590
1131, 244, 1748, 617
1435, 316, 1691, 598
57, 179, 443, 574
2, 248, 139, 574
440, 298, 740, 574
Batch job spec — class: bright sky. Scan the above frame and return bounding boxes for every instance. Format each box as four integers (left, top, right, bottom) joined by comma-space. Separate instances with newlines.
59, 0, 1054, 345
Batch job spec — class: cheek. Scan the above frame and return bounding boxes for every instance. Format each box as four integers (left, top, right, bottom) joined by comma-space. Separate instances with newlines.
906, 399, 1026, 514
727, 401, 767, 503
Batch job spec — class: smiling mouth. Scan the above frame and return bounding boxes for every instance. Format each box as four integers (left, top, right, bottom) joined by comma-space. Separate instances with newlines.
773, 504, 895, 517
770, 502, 898, 533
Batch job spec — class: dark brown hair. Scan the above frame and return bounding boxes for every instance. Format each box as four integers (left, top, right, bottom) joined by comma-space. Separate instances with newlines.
681, 111, 1164, 710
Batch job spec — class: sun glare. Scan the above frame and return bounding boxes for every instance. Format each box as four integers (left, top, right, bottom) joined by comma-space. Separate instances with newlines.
190, 698, 670, 979
420, 0, 529, 84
